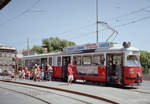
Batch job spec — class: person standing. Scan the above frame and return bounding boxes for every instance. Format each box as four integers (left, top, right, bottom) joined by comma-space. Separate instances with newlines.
11, 71, 14, 80
115, 61, 122, 84
67, 64, 74, 85
33, 64, 38, 81
22, 69, 25, 79
19, 70, 22, 80
41, 70, 44, 81
47, 65, 53, 81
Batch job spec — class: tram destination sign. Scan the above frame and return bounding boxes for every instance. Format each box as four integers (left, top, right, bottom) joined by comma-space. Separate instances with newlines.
64, 42, 111, 52
98, 42, 111, 48
65, 45, 85, 52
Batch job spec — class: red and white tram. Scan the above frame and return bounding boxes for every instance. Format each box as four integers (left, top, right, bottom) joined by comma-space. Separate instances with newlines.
21, 42, 142, 86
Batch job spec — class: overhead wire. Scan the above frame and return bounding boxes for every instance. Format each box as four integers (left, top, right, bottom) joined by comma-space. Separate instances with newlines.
0, 0, 41, 26
57, 5, 150, 41
2, 0, 150, 45
115, 15, 150, 28
53, 22, 95, 37
32, 3, 150, 44
69, 31, 96, 44
66, 31, 96, 40
96, 5, 150, 42
105, 5, 150, 22
101, 14, 150, 42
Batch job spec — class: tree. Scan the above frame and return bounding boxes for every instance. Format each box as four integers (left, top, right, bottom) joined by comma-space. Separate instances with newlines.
31, 46, 44, 54
32, 37, 76, 53
42, 38, 50, 52
140, 51, 150, 74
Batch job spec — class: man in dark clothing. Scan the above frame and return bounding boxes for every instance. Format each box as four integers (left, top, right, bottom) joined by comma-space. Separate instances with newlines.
115, 62, 122, 84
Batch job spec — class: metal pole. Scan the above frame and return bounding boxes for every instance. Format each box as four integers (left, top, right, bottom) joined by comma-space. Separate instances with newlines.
96, 0, 99, 43
27, 37, 29, 56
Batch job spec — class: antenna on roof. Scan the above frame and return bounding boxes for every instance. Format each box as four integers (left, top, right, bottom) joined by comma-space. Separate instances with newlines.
96, 0, 99, 43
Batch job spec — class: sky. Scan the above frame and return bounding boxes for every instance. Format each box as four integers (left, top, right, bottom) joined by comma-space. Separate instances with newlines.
0, 0, 150, 51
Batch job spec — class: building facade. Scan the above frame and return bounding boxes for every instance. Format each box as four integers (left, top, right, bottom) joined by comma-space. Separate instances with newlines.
0, 44, 16, 72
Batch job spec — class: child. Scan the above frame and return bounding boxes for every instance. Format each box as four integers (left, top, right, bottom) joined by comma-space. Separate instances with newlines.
11, 72, 14, 80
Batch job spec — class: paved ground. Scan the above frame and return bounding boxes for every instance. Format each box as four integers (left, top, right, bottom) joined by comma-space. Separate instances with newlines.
5, 79, 150, 104
0, 81, 108, 104
0, 77, 150, 104
0, 87, 45, 104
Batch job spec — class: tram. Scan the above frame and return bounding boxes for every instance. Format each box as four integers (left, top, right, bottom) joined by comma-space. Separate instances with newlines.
21, 42, 142, 86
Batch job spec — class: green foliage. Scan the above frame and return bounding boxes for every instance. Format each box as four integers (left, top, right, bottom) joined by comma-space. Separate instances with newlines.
32, 37, 76, 53
140, 51, 150, 74
31, 46, 44, 54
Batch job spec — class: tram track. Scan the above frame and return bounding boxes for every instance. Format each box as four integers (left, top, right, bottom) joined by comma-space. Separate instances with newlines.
0, 81, 93, 104
0, 86, 51, 104
121, 86, 150, 95
131, 89, 150, 95
0, 80, 119, 104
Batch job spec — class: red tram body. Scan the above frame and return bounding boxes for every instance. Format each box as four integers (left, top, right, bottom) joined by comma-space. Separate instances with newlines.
22, 42, 142, 86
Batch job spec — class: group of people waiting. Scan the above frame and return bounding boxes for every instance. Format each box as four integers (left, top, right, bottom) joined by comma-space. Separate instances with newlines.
11, 64, 53, 82
10, 63, 74, 85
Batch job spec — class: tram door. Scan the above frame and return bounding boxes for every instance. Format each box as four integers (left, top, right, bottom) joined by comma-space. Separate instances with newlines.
62, 56, 71, 80
106, 53, 123, 84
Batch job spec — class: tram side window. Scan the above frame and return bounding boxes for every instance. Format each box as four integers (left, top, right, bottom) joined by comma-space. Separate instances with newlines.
25, 60, 28, 67
83, 56, 92, 65
49, 57, 52, 66
73, 56, 81, 66
36, 59, 40, 65
57, 57, 61, 66
93, 55, 104, 66
41, 58, 47, 66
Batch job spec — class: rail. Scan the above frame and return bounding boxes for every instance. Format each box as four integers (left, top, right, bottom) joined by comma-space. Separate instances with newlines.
0, 80, 119, 104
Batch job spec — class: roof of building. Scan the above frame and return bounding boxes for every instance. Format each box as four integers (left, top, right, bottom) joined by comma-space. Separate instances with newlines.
0, 44, 16, 50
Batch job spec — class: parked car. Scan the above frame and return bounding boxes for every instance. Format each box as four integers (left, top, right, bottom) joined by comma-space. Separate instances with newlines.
1, 70, 10, 76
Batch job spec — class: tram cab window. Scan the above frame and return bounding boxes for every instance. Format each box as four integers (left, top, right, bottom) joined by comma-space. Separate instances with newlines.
83, 56, 92, 65
73, 56, 81, 66
57, 57, 61, 66
93, 55, 104, 66
127, 55, 140, 66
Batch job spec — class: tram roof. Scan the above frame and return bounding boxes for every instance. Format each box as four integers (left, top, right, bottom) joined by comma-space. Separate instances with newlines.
23, 52, 59, 59
22, 42, 139, 59
63, 42, 139, 54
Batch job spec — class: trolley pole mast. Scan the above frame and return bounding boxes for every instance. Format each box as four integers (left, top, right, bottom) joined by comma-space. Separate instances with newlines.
96, 0, 99, 44
27, 37, 29, 56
